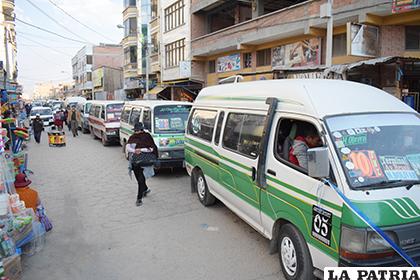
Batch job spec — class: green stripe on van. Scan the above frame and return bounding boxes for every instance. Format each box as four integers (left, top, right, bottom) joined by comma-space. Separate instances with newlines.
187, 139, 341, 211
185, 146, 340, 259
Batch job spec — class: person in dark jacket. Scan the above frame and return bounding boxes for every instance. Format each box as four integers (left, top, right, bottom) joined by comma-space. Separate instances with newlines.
127, 122, 158, 206
32, 114, 44, 144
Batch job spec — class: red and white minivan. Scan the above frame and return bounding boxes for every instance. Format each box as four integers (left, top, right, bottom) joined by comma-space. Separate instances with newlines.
88, 101, 124, 146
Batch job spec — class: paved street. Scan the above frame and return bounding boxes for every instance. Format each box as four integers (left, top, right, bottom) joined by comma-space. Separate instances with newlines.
21, 130, 283, 280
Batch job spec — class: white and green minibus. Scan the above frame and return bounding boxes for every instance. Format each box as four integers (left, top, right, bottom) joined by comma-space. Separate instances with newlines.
185, 79, 420, 278
120, 100, 192, 168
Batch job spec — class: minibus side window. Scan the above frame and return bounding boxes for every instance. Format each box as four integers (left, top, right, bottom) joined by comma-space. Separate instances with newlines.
222, 113, 265, 159
274, 118, 323, 173
94, 106, 100, 118
129, 108, 142, 126
214, 111, 225, 146
187, 109, 218, 142
121, 107, 131, 123
143, 108, 151, 131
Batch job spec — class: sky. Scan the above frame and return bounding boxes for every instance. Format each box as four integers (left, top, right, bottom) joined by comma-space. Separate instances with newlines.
15, 0, 124, 98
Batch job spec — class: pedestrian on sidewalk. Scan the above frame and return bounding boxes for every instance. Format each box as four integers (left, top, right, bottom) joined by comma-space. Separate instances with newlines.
127, 122, 158, 207
32, 114, 44, 144
67, 106, 81, 137
64, 106, 69, 130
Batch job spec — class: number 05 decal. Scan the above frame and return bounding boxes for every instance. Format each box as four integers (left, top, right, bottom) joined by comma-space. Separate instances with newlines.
311, 205, 332, 246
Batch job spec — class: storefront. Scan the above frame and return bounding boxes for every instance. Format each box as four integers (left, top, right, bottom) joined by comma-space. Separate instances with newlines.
274, 56, 420, 112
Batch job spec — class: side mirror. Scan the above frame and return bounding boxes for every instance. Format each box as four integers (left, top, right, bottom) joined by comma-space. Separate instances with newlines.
307, 147, 330, 178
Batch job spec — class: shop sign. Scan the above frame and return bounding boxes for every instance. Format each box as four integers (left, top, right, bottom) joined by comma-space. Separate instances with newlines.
272, 37, 321, 69
93, 68, 104, 88
179, 61, 191, 78
217, 54, 241, 73
392, 0, 420, 13
286, 71, 343, 80
347, 23, 379, 57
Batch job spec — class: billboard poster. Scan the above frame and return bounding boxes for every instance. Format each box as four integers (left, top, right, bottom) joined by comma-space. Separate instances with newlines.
217, 53, 241, 73
392, 0, 420, 13
272, 38, 321, 69
348, 23, 379, 57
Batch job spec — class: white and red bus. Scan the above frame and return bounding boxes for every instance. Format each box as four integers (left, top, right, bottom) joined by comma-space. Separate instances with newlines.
88, 101, 124, 146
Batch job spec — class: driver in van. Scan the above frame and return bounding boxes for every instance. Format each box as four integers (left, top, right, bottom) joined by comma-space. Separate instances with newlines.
289, 124, 322, 170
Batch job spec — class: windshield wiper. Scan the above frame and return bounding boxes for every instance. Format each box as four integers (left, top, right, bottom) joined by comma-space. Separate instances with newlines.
360, 180, 420, 190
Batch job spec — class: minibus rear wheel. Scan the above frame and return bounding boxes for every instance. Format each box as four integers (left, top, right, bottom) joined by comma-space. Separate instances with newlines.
278, 224, 313, 280
194, 170, 216, 206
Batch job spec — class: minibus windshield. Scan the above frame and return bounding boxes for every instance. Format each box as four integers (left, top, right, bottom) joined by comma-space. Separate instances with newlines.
154, 105, 191, 134
31, 108, 52, 116
106, 104, 123, 122
326, 113, 420, 189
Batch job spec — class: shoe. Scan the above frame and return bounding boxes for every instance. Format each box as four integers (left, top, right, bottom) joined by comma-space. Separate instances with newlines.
143, 189, 151, 197
136, 199, 143, 207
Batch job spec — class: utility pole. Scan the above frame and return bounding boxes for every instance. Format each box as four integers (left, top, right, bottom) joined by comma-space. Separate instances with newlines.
325, 0, 334, 67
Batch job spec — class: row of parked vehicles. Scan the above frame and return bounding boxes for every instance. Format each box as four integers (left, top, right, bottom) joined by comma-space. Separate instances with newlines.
74, 80, 420, 278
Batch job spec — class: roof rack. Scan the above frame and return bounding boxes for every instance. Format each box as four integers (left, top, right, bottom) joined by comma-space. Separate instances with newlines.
218, 75, 244, 85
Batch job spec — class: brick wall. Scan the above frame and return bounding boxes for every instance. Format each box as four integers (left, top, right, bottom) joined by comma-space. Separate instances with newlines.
93, 45, 124, 70
380, 26, 405, 56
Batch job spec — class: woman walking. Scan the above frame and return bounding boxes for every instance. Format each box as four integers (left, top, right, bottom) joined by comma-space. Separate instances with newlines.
127, 122, 158, 206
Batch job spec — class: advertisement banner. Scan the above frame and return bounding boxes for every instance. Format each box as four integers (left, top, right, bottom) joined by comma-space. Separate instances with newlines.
217, 54, 241, 73
392, 0, 420, 13
272, 38, 321, 69
93, 68, 104, 88
347, 23, 379, 57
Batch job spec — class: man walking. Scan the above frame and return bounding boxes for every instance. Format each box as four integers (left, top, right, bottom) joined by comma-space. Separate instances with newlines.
32, 114, 44, 144
67, 106, 80, 137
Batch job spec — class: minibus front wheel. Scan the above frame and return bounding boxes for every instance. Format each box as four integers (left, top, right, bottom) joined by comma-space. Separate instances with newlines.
193, 170, 216, 206
278, 224, 313, 280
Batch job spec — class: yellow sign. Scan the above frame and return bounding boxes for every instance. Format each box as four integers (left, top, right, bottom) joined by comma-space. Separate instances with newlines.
93, 68, 104, 88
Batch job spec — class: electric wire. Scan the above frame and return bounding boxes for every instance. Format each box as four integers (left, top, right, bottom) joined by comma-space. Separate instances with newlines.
47, 0, 116, 42
19, 33, 73, 57
23, 0, 93, 44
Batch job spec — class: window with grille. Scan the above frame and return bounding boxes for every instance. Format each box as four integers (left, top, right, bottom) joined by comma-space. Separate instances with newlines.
256, 49, 271, 67
164, 0, 185, 32
165, 39, 185, 68
406, 26, 420, 50
243, 52, 252, 68
208, 60, 216, 73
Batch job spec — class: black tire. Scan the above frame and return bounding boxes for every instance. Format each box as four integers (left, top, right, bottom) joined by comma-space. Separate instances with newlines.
194, 170, 216, 206
278, 224, 314, 280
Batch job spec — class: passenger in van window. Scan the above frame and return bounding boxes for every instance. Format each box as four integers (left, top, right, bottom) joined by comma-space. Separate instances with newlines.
127, 122, 158, 207
289, 124, 322, 170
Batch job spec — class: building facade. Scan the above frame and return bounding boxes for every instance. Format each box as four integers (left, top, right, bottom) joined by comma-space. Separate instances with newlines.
190, 0, 420, 111
122, 0, 140, 98
159, 0, 202, 100
0, 0, 19, 96
72, 44, 123, 99
92, 66, 124, 100
72, 45, 93, 98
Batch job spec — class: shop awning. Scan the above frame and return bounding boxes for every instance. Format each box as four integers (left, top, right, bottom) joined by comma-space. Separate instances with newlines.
328, 56, 420, 75
148, 86, 166, 95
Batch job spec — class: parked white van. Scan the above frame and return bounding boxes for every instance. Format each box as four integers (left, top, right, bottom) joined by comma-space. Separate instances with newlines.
77, 101, 93, 133
88, 100, 124, 145
185, 79, 420, 278
120, 100, 192, 168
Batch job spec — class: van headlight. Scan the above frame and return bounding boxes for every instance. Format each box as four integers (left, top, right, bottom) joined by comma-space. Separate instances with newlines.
159, 151, 170, 159
340, 225, 398, 260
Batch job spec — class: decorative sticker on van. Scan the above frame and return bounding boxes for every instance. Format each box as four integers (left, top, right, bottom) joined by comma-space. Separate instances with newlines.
406, 154, 420, 177
158, 136, 185, 147
311, 205, 332, 247
379, 156, 419, 181
342, 133, 368, 146
348, 150, 384, 179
